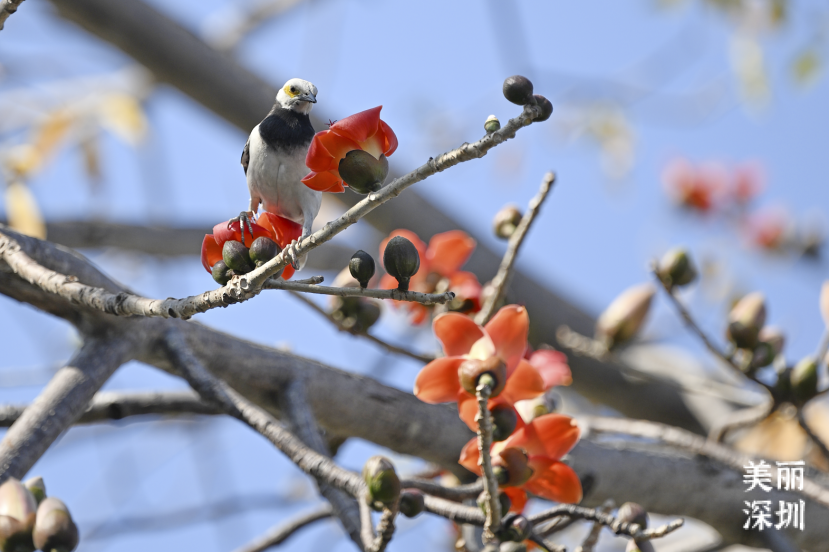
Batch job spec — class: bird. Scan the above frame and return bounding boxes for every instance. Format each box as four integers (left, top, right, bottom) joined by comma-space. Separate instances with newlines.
235, 77, 321, 269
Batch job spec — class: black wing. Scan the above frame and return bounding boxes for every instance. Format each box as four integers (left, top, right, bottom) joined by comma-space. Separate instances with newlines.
241, 137, 250, 175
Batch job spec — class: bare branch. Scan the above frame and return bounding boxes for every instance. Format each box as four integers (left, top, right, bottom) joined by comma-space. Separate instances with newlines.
0, 337, 134, 482
400, 478, 483, 502
0, 0, 25, 30
289, 291, 432, 363
359, 490, 397, 552
267, 279, 455, 305
475, 172, 556, 325
231, 504, 333, 552
162, 328, 365, 497
574, 500, 614, 552
475, 379, 500, 542
0, 390, 218, 427
283, 378, 363, 549
422, 494, 484, 525
528, 503, 683, 542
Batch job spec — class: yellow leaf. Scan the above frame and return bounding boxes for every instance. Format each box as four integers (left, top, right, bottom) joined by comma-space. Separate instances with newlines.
5, 181, 46, 239
792, 50, 822, 87
4, 144, 41, 178
99, 94, 147, 145
33, 109, 73, 160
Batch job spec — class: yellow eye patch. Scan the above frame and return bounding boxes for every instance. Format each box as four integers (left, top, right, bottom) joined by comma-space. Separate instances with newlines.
283, 84, 299, 97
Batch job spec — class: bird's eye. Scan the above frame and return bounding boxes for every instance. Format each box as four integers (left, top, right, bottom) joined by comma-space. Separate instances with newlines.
290, 86, 297, 94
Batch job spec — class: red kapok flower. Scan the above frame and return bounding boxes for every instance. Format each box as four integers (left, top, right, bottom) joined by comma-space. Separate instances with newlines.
200, 212, 302, 280
414, 306, 545, 422
525, 349, 572, 390
744, 207, 791, 251
459, 413, 582, 507
302, 106, 398, 193
380, 229, 481, 324
662, 158, 726, 212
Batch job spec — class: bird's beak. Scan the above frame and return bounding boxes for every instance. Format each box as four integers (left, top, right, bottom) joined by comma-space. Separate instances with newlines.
300, 93, 317, 104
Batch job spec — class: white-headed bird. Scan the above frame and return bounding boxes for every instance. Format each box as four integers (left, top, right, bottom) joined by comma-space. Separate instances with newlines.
237, 78, 320, 268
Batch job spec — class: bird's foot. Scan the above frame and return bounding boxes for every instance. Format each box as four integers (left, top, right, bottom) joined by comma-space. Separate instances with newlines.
286, 239, 300, 270
228, 211, 257, 246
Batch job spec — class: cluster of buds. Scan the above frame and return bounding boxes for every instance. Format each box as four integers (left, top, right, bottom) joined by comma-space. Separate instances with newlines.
0, 477, 78, 552
327, 268, 381, 333
502, 76, 553, 122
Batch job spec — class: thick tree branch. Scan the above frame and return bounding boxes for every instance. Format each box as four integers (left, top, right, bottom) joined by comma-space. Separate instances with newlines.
0, 336, 134, 482
231, 504, 333, 552
0, 0, 24, 30
475, 171, 555, 325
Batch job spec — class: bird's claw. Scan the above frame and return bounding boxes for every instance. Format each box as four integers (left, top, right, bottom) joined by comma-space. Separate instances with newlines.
228, 211, 257, 247
287, 239, 300, 270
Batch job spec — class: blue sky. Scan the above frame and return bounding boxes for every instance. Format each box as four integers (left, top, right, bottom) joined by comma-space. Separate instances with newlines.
0, 1, 827, 550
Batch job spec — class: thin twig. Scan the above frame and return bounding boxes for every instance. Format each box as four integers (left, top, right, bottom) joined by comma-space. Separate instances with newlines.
797, 408, 829, 465
475, 171, 556, 325
0, 0, 25, 30
0, 104, 544, 321
528, 504, 683, 541
475, 379, 500, 543
162, 328, 365, 497
400, 478, 483, 502
575, 499, 614, 552
289, 291, 433, 363
266, 279, 454, 304
358, 490, 398, 552
232, 504, 333, 552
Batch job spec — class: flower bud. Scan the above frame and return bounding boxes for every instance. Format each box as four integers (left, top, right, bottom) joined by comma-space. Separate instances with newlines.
338, 150, 389, 194
353, 301, 382, 333
492, 448, 533, 487
249, 236, 280, 266
502, 514, 531, 542
493, 205, 523, 240
398, 490, 425, 518
595, 284, 655, 348
727, 292, 767, 349
0, 478, 37, 552
484, 115, 501, 133
382, 236, 420, 291
617, 502, 648, 529
490, 405, 519, 442
211, 260, 232, 285
753, 326, 785, 368
362, 456, 400, 506
656, 247, 697, 288
791, 357, 819, 404
32, 498, 78, 552
503, 76, 534, 105
222, 240, 254, 274
458, 357, 507, 397
349, 250, 375, 289
22, 479, 45, 506
532, 95, 553, 122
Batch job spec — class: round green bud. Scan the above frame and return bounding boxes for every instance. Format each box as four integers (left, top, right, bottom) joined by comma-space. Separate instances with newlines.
493, 205, 522, 240
458, 357, 507, 397
484, 115, 501, 133
339, 150, 389, 194
32, 498, 78, 552
503, 76, 534, 105
362, 456, 400, 505
249, 236, 280, 265
532, 95, 553, 122
383, 236, 420, 291
503, 514, 531, 542
490, 405, 519, 442
398, 490, 425, 518
656, 247, 697, 288
791, 357, 819, 404
349, 250, 376, 289
617, 502, 648, 529
222, 240, 254, 274
22, 479, 44, 507
211, 260, 232, 285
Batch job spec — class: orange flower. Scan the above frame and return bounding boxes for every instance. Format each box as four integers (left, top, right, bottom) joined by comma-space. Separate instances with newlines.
380, 229, 481, 324
302, 106, 398, 193
200, 212, 302, 280
744, 207, 791, 251
662, 158, 726, 212
459, 414, 582, 507
525, 349, 572, 389
414, 306, 545, 424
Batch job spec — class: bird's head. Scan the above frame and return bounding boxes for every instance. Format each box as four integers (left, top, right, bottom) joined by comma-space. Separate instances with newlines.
276, 78, 318, 114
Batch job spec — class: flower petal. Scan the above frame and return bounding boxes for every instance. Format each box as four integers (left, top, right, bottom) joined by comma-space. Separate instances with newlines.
201, 235, 222, 273
282, 265, 295, 281
500, 359, 545, 404
410, 304, 429, 325
302, 170, 343, 192
457, 393, 478, 430
305, 131, 335, 172
485, 305, 529, 375
378, 119, 398, 156
258, 212, 302, 248
413, 356, 465, 403
212, 220, 272, 247
449, 271, 482, 307
426, 230, 476, 277
331, 106, 382, 144
458, 437, 481, 474
504, 414, 580, 460
525, 458, 583, 504
528, 350, 572, 389
502, 487, 528, 513
316, 130, 362, 169
433, 312, 485, 357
